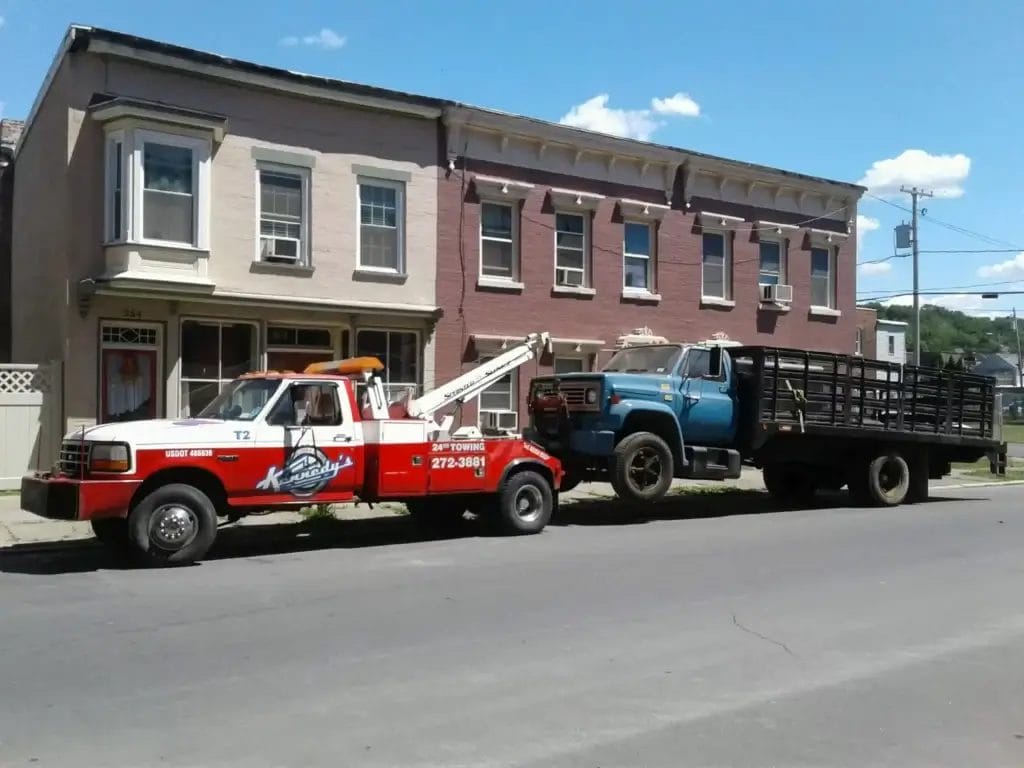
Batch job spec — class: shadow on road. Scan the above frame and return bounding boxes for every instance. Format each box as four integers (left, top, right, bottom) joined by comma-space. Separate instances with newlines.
0, 490, 978, 576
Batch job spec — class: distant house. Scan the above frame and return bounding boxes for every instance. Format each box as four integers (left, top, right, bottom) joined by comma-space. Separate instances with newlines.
854, 307, 906, 364
972, 353, 1022, 388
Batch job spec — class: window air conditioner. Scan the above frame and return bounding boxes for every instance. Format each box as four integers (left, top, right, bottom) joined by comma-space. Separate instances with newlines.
480, 410, 518, 432
760, 283, 793, 304
260, 236, 301, 264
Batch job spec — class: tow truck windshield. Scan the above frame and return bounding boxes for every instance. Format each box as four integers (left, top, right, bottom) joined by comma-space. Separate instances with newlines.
602, 345, 683, 374
197, 379, 282, 421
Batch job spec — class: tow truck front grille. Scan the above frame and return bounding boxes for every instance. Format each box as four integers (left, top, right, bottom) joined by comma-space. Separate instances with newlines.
58, 441, 90, 476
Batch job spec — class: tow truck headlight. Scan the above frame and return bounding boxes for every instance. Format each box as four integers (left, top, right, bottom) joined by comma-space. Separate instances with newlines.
89, 442, 131, 473
585, 388, 598, 404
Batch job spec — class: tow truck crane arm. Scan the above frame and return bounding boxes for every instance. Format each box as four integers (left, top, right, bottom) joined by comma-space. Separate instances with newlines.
406, 332, 551, 422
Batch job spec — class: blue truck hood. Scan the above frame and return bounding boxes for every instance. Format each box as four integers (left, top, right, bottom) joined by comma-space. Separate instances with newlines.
554, 371, 674, 398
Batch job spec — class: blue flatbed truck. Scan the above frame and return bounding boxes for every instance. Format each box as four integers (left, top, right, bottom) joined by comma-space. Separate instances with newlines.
526, 343, 1008, 507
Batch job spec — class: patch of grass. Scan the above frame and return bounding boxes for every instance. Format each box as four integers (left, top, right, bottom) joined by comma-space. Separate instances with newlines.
299, 503, 337, 520
666, 485, 764, 498
1002, 422, 1024, 444
953, 457, 1024, 481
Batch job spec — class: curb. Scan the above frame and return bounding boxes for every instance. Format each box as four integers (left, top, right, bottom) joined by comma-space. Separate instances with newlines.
932, 479, 1024, 490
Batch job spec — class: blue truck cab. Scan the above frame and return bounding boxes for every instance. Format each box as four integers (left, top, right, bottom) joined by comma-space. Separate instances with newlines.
526, 343, 743, 502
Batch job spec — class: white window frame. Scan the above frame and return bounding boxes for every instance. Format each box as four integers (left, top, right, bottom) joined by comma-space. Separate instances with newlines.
701, 229, 732, 301
356, 177, 406, 274
477, 354, 518, 427
553, 211, 590, 289
758, 238, 787, 286
254, 162, 312, 267
104, 132, 127, 243
554, 355, 589, 375
178, 318, 260, 417
479, 199, 520, 282
131, 129, 212, 250
355, 327, 421, 400
98, 321, 164, 421
810, 245, 836, 309
622, 220, 654, 292
854, 327, 863, 356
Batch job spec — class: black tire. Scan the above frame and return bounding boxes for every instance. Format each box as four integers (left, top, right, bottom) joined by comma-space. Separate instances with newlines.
866, 452, 910, 506
762, 462, 817, 505
90, 517, 132, 555
492, 470, 554, 535
127, 483, 218, 567
610, 432, 674, 503
406, 498, 466, 534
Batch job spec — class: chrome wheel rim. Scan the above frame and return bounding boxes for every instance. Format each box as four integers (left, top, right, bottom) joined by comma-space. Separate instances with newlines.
149, 504, 199, 550
628, 447, 663, 490
514, 485, 544, 523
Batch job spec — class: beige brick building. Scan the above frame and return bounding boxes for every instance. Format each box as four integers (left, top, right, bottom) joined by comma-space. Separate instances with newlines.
11, 26, 444, 431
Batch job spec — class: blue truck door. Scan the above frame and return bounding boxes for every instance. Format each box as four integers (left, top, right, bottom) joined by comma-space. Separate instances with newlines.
678, 348, 735, 446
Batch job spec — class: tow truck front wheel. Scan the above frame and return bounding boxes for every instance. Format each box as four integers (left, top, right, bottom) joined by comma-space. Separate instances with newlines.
611, 432, 674, 503
128, 483, 218, 567
492, 470, 554, 535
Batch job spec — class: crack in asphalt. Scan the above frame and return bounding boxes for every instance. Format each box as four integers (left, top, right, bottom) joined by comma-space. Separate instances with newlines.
732, 613, 796, 657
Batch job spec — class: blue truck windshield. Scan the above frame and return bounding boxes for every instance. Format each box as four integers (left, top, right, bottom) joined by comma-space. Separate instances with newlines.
602, 345, 682, 374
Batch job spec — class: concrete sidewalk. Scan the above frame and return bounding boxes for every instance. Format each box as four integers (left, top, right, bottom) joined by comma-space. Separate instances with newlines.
0, 467, 1016, 550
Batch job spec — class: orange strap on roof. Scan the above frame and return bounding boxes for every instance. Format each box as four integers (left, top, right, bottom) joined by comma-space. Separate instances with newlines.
304, 356, 385, 376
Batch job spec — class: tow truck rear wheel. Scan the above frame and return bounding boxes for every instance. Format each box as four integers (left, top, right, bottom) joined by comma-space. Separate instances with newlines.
492, 470, 554, 535
610, 432, 674, 503
127, 483, 218, 567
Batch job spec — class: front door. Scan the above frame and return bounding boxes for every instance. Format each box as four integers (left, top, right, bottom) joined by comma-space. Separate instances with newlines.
677, 348, 735, 446
247, 381, 363, 505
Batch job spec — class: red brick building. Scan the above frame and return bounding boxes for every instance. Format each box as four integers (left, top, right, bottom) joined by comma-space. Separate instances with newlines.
436, 106, 864, 430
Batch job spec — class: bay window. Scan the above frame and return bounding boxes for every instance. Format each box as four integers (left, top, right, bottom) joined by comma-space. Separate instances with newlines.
180, 320, 258, 416
103, 127, 211, 249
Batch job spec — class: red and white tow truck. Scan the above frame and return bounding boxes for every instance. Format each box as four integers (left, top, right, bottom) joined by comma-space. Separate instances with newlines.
20, 332, 562, 566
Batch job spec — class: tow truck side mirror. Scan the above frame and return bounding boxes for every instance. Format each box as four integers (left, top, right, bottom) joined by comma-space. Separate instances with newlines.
708, 346, 723, 379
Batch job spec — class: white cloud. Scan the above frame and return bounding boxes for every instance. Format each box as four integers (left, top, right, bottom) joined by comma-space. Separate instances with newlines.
858, 149, 971, 199
857, 214, 879, 240
559, 91, 701, 141
859, 261, 892, 276
978, 252, 1024, 280
650, 93, 701, 117
280, 28, 346, 50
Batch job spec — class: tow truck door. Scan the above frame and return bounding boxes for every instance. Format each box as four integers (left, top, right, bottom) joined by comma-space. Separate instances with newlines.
243, 380, 364, 505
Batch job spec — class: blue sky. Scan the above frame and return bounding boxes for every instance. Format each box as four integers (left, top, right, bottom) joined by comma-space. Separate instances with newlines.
2, 0, 1023, 318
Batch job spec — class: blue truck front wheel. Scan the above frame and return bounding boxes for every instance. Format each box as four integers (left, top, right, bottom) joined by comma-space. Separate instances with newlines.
611, 432, 675, 502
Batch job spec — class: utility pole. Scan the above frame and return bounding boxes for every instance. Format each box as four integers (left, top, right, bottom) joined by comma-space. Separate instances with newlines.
901, 186, 933, 365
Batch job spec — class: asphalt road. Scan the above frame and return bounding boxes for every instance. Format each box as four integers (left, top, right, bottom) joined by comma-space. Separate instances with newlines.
2, 485, 1023, 768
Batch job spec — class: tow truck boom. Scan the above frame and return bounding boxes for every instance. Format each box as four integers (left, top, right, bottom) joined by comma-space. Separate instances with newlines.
406, 332, 551, 424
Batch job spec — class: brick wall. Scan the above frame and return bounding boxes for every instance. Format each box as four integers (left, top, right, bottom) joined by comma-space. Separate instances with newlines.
436, 157, 858, 425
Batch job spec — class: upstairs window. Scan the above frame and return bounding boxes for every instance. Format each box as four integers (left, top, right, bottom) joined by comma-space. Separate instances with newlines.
758, 240, 785, 286
258, 166, 309, 265
623, 221, 653, 291
358, 179, 404, 273
810, 246, 835, 308
103, 128, 211, 249
702, 232, 731, 300
480, 202, 517, 280
555, 212, 589, 288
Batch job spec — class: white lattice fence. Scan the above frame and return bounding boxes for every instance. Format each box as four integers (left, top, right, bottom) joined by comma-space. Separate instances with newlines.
0, 362, 62, 490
